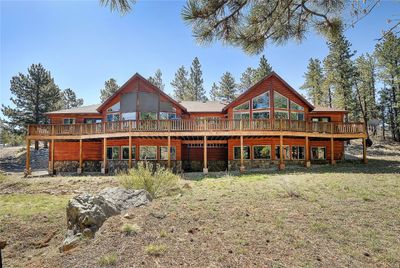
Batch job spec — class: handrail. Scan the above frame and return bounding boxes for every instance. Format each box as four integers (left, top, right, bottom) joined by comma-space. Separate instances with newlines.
27, 119, 366, 136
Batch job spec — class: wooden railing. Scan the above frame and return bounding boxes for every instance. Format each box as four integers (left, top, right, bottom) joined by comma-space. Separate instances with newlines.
27, 119, 366, 137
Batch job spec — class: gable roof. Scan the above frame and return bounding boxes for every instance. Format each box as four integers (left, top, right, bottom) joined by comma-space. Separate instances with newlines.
45, 104, 101, 115
222, 71, 314, 112
180, 101, 226, 113
97, 73, 187, 113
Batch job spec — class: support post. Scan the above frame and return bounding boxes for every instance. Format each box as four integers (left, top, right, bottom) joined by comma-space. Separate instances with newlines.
330, 137, 336, 165
240, 136, 245, 172
128, 136, 132, 169
203, 136, 208, 174
362, 137, 367, 164
50, 139, 55, 175
78, 139, 83, 174
279, 135, 285, 170
167, 135, 171, 169
102, 138, 107, 174
305, 136, 311, 168
24, 139, 31, 176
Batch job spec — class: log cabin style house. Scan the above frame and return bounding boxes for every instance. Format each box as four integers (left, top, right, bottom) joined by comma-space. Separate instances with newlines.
25, 72, 367, 175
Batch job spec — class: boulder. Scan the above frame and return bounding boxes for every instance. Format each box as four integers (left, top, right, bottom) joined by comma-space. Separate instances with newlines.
61, 187, 151, 251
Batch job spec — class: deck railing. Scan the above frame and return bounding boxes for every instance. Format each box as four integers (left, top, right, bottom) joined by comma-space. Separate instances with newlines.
27, 119, 366, 136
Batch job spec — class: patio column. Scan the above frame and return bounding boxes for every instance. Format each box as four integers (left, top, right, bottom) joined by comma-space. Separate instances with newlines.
167, 136, 171, 169
203, 136, 208, 174
362, 137, 368, 164
330, 137, 336, 165
102, 137, 107, 174
24, 139, 31, 177
78, 139, 83, 174
50, 139, 55, 175
240, 136, 245, 172
128, 136, 132, 169
278, 135, 285, 170
305, 136, 311, 168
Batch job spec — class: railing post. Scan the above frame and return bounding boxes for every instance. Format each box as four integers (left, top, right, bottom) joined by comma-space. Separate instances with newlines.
51, 125, 54, 136
280, 119, 283, 131
240, 119, 243, 131
330, 122, 334, 134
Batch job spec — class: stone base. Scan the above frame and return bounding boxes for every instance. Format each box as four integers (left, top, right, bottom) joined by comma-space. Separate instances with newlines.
24, 169, 31, 177
48, 169, 55, 175
77, 168, 82, 174
101, 168, 107, 174
203, 168, 208, 174
305, 161, 311, 168
278, 162, 285, 170
330, 160, 336, 165
239, 165, 246, 172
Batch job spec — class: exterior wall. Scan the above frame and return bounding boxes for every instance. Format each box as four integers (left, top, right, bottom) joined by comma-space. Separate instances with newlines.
49, 114, 101, 124
187, 112, 226, 119
308, 111, 345, 122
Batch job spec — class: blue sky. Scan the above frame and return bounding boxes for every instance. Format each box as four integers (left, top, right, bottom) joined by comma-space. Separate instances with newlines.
1, 0, 399, 115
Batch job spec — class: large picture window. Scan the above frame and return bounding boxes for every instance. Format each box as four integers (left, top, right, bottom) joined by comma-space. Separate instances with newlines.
275, 145, 290, 160
139, 146, 157, 160
233, 112, 250, 120
122, 112, 136, 121
160, 146, 176, 160
292, 146, 305, 160
233, 101, 250, 120
107, 146, 120, 160
63, 118, 76, 125
159, 112, 177, 120
233, 146, 250, 160
290, 100, 304, 111
233, 101, 250, 111
107, 102, 120, 112
274, 92, 288, 109
274, 111, 289, 119
253, 111, 270, 119
106, 113, 120, 122
140, 112, 157, 120
252, 92, 270, 109
311, 147, 326, 160
290, 112, 305, 121
253, 145, 271, 159
122, 146, 136, 160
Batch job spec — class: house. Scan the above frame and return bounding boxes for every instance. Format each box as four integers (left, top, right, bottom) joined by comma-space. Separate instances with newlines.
25, 72, 367, 175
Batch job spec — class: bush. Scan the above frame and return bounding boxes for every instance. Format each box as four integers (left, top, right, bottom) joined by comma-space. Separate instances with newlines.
145, 244, 167, 256
121, 223, 140, 235
119, 162, 180, 198
98, 253, 117, 266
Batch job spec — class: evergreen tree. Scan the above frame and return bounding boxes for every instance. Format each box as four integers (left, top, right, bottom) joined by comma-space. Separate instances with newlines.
375, 32, 400, 141
171, 66, 189, 101
61, 88, 84, 109
148, 69, 165, 91
217, 72, 237, 103
254, 55, 273, 82
301, 58, 326, 106
187, 57, 207, 101
323, 28, 356, 120
100, 78, 119, 102
209, 82, 220, 101
1, 63, 61, 149
238, 67, 257, 93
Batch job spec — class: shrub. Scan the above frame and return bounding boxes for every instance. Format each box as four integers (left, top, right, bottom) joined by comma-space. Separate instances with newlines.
119, 162, 180, 198
145, 244, 167, 256
121, 223, 140, 235
98, 253, 117, 266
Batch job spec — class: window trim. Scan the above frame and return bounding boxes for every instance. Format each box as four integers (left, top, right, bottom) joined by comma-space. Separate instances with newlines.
107, 146, 120, 160
311, 146, 327, 160
159, 146, 177, 160
63, 118, 76, 125
121, 146, 136, 160
291, 145, 305, 160
273, 91, 289, 109
233, 101, 250, 111
139, 145, 158, 160
253, 145, 272, 160
233, 145, 250, 160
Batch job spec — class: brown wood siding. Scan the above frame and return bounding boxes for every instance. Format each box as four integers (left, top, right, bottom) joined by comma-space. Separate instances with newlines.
308, 112, 345, 122
187, 112, 226, 118
49, 114, 101, 124
182, 145, 227, 161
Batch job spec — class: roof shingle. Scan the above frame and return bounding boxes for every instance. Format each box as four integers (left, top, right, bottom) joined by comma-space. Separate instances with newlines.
45, 104, 101, 115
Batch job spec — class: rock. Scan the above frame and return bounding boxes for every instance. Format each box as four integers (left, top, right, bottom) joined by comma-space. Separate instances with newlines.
62, 187, 152, 251
150, 211, 166, 219
0, 240, 7, 249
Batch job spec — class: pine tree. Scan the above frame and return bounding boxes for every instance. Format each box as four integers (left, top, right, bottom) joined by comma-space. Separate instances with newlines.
238, 67, 257, 93
210, 82, 220, 101
301, 58, 326, 106
61, 88, 84, 109
100, 78, 119, 102
375, 32, 400, 141
218, 72, 237, 103
171, 66, 189, 101
1, 63, 61, 149
254, 55, 273, 82
187, 57, 207, 101
148, 69, 165, 91
323, 28, 356, 120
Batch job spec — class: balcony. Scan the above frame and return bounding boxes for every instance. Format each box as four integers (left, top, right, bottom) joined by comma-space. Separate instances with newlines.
27, 119, 366, 139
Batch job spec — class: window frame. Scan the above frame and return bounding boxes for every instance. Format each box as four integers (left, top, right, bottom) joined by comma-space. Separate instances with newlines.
233, 101, 250, 111
290, 100, 304, 111
107, 146, 120, 160
291, 146, 305, 160
159, 146, 177, 160
274, 110, 289, 119
63, 118, 76, 125
311, 146, 326, 160
252, 92, 270, 110
139, 145, 157, 160
107, 102, 120, 112
159, 112, 177, 120
121, 146, 136, 160
252, 111, 270, 119
106, 113, 120, 122
233, 146, 250, 160
121, 112, 136, 121
275, 145, 290, 160
253, 145, 272, 160
290, 112, 305, 121
140, 112, 158, 120
273, 91, 289, 109
233, 111, 250, 120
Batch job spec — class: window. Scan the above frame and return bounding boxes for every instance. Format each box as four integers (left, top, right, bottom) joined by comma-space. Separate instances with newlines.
140, 112, 157, 120
122, 146, 136, 160
274, 92, 288, 109
253, 111, 270, 119
107, 146, 120, 160
106, 113, 120, 122
233, 101, 250, 111
122, 112, 136, 121
253, 145, 271, 159
292, 146, 305, 160
233, 112, 250, 120
160, 146, 176, 160
107, 102, 120, 112
275, 145, 290, 160
159, 112, 177, 120
252, 92, 270, 109
84, 118, 102, 124
234, 146, 250, 160
291, 112, 305, 121
311, 147, 326, 160
290, 100, 304, 111
63, 118, 75, 125
312, 117, 330, 122
274, 111, 289, 119
139, 146, 157, 160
